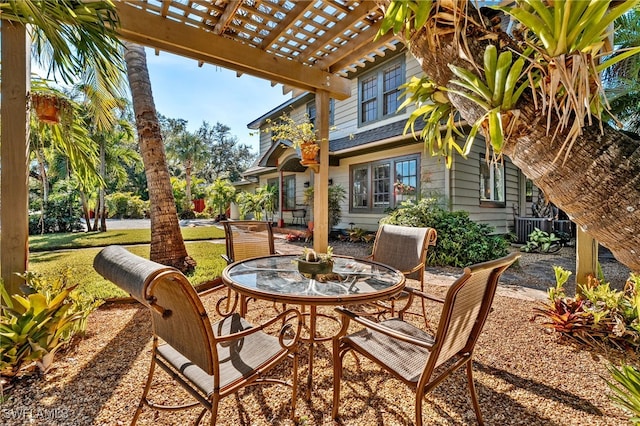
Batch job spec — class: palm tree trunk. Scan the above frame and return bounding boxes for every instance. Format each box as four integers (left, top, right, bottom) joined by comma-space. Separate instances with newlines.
98, 139, 107, 231
123, 42, 196, 272
405, 10, 640, 271
79, 191, 93, 231
185, 158, 193, 211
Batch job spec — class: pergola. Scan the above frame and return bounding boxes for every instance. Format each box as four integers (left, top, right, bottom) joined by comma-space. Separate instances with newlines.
1, 0, 602, 294
0, 0, 398, 290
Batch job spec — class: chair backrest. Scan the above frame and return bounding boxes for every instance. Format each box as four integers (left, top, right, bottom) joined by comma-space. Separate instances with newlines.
94, 246, 216, 375
222, 220, 276, 262
371, 224, 437, 280
428, 252, 519, 370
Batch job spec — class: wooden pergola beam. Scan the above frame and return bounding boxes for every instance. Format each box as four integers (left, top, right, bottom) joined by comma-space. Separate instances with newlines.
115, 2, 351, 100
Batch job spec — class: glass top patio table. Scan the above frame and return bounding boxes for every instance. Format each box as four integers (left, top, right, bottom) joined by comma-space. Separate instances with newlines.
222, 254, 406, 306
222, 254, 405, 398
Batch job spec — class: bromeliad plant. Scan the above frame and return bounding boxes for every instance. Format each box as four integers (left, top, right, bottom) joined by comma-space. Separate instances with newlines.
493, 0, 640, 163
535, 267, 640, 351
606, 363, 640, 425
0, 270, 102, 378
448, 44, 532, 154
398, 75, 465, 168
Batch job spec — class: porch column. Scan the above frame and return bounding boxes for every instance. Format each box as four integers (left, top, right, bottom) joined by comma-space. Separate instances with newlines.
313, 90, 330, 253
1, 21, 31, 295
278, 169, 284, 227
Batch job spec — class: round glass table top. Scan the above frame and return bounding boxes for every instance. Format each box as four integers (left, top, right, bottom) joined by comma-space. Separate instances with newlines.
222, 255, 406, 305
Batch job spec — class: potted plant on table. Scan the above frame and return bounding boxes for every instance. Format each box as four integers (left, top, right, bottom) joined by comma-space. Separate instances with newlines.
296, 247, 334, 276
265, 112, 321, 171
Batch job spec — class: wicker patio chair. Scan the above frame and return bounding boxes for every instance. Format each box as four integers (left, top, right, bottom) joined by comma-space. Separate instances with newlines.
366, 224, 437, 319
221, 220, 276, 264
332, 252, 520, 426
93, 245, 301, 425
220, 220, 278, 313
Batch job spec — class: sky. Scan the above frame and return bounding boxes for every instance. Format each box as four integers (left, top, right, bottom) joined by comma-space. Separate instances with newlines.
144, 48, 291, 153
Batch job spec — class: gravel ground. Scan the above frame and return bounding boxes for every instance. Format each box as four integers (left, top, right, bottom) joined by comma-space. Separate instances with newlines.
1, 239, 636, 426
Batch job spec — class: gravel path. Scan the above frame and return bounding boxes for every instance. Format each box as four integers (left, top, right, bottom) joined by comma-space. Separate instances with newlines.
2, 232, 635, 425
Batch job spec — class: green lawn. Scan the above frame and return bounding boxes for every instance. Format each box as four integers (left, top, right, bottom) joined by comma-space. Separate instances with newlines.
29, 226, 225, 251
28, 242, 228, 300
26, 226, 227, 300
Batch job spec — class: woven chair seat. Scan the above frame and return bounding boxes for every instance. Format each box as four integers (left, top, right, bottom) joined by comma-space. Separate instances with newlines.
343, 318, 434, 383
157, 314, 287, 396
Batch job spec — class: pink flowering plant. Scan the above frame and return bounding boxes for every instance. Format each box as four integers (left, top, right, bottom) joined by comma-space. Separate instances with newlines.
394, 181, 416, 195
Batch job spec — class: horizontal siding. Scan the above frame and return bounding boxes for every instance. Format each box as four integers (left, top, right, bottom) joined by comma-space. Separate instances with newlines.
450, 143, 519, 233
249, 53, 529, 235
331, 51, 417, 141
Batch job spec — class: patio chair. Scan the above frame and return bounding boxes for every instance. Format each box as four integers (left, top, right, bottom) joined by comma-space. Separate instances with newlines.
332, 252, 520, 426
367, 224, 437, 319
221, 220, 276, 264
93, 245, 301, 425
221, 220, 278, 313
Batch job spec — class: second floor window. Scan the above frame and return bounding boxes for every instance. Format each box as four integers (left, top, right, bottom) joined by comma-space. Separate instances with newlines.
307, 99, 335, 127
358, 58, 405, 126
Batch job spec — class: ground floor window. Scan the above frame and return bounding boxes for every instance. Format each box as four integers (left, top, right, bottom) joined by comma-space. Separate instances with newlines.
480, 156, 505, 206
267, 176, 296, 210
350, 155, 419, 213
283, 175, 296, 210
267, 177, 279, 209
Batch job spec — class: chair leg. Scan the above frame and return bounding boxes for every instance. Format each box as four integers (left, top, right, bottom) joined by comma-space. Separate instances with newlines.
131, 355, 157, 425
331, 342, 344, 420
415, 387, 425, 426
291, 348, 299, 421
465, 360, 484, 426
209, 397, 219, 426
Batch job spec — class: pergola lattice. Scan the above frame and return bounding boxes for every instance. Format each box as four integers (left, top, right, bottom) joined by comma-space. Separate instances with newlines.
1, 0, 397, 289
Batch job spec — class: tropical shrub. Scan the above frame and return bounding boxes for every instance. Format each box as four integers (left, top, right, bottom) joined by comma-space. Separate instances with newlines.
303, 185, 347, 229
105, 192, 148, 219
29, 179, 84, 235
0, 270, 102, 378
381, 198, 509, 267
328, 185, 347, 229
520, 227, 562, 253
535, 268, 640, 351
209, 178, 236, 219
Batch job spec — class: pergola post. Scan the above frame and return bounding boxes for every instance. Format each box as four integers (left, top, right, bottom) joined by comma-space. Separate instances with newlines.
576, 226, 598, 285
1, 21, 31, 295
313, 90, 330, 253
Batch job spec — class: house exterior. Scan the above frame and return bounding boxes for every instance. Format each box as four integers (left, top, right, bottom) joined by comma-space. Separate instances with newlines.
242, 47, 535, 235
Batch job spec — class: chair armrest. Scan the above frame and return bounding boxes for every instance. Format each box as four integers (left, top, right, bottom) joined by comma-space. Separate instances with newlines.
402, 287, 445, 304
335, 306, 434, 349
402, 263, 425, 276
216, 309, 303, 349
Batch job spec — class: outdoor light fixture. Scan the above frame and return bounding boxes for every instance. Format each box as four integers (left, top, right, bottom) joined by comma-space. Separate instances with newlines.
328, 179, 333, 186
304, 181, 310, 188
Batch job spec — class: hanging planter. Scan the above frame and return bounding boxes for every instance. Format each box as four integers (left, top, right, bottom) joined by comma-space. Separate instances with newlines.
299, 141, 320, 168
264, 112, 323, 172
30, 92, 72, 125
